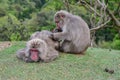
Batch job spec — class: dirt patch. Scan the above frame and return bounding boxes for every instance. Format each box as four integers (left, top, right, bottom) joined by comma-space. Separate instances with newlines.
0, 42, 12, 51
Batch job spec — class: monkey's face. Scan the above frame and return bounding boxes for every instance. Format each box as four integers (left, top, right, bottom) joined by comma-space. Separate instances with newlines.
54, 13, 65, 30
27, 39, 47, 62
29, 48, 40, 62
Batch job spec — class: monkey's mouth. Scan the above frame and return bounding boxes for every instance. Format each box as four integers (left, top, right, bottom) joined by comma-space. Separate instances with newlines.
55, 20, 59, 23
30, 48, 40, 62
55, 21, 60, 28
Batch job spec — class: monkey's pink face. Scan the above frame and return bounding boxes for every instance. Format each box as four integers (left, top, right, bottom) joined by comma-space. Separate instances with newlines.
27, 39, 46, 62
30, 48, 39, 62
55, 13, 65, 29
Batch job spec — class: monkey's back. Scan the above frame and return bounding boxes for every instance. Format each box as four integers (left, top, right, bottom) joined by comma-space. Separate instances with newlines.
30, 30, 58, 49
68, 16, 90, 53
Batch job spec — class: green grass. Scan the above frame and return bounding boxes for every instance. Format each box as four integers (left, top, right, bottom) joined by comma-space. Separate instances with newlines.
0, 42, 120, 80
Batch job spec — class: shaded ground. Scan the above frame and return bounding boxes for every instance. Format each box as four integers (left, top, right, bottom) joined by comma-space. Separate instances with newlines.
0, 42, 12, 51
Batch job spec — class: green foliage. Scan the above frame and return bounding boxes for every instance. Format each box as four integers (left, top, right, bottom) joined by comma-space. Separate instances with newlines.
41, 26, 54, 31
111, 34, 120, 49
95, 27, 117, 43
98, 41, 112, 49
0, 0, 62, 41
42, 0, 63, 10
99, 34, 120, 50
0, 16, 8, 26
0, 0, 119, 47
0, 8, 6, 17
10, 33, 21, 41
112, 40, 120, 49
113, 34, 120, 40
0, 14, 31, 41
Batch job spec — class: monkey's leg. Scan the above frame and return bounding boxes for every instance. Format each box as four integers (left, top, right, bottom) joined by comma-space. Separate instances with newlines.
16, 49, 27, 61
39, 48, 59, 63
59, 41, 73, 53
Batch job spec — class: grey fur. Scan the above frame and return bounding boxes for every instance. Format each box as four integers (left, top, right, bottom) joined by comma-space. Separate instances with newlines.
53, 10, 90, 54
16, 30, 59, 63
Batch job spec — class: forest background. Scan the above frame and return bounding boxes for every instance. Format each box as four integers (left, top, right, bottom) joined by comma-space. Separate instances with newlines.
0, 0, 120, 49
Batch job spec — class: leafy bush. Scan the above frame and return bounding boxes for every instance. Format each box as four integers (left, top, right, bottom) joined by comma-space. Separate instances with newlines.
111, 40, 120, 49
113, 34, 120, 40
10, 33, 21, 41
99, 34, 120, 50
111, 34, 120, 49
0, 10, 56, 41
98, 41, 112, 49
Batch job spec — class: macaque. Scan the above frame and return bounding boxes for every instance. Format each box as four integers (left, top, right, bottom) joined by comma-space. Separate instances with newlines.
52, 10, 90, 54
16, 30, 59, 63
16, 39, 44, 62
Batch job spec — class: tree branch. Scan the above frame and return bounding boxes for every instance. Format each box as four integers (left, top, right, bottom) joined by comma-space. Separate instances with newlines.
90, 18, 111, 32
79, 0, 101, 16
106, 8, 120, 27
63, 0, 70, 12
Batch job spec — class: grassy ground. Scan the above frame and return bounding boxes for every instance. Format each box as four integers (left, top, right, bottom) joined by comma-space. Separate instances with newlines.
0, 42, 120, 80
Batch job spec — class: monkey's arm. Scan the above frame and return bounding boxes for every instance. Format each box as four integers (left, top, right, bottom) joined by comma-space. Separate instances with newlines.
16, 49, 26, 60
52, 32, 71, 41
41, 55, 58, 63
16, 48, 32, 62
25, 48, 30, 57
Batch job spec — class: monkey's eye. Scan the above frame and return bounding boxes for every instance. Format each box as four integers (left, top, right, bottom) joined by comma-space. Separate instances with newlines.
56, 14, 59, 18
61, 15, 65, 18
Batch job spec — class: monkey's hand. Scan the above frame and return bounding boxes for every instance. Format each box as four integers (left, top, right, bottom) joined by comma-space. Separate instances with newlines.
52, 28, 62, 33
49, 33, 58, 41
49, 33, 53, 39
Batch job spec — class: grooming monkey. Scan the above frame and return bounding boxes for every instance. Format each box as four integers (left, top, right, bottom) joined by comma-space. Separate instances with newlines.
52, 10, 90, 54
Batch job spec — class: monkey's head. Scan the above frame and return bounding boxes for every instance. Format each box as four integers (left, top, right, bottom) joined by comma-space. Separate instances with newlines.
54, 10, 71, 30
27, 38, 48, 62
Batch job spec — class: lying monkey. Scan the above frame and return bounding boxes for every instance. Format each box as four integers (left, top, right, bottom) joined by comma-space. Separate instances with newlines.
16, 30, 59, 63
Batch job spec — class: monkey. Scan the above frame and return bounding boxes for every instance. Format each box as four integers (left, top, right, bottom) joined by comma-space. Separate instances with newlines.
16, 30, 59, 63
51, 10, 90, 54
30, 30, 59, 62
16, 39, 47, 62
